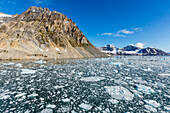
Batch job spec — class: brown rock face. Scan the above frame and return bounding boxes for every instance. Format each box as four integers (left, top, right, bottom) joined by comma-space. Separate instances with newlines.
0, 6, 106, 59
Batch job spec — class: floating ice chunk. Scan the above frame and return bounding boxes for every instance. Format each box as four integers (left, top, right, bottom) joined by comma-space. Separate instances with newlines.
158, 74, 170, 77
112, 62, 123, 66
0, 95, 10, 100
28, 93, 38, 98
15, 63, 22, 67
108, 99, 119, 104
62, 98, 70, 103
104, 86, 134, 101
15, 93, 26, 98
55, 47, 60, 51
39, 48, 44, 52
144, 100, 161, 108
53, 86, 65, 89
80, 76, 105, 82
2, 63, 15, 66
34, 60, 46, 64
157, 82, 166, 88
144, 105, 157, 112
78, 72, 83, 75
125, 77, 132, 80
41, 109, 53, 113
21, 69, 36, 74
143, 67, 152, 71
46, 104, 56, 109
134, 84, 155, 94
164, 105, 170, 111
79, 103, 92, 110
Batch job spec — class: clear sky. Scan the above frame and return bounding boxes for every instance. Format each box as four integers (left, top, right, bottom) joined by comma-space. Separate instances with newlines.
0, 0, 170, 52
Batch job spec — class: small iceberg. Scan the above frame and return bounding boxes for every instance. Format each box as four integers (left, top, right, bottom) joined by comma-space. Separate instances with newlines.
34, 60, 46, 64
46, 104, 56, 109
134, 84, 155, 94
144, 100, 161, 108
80, 76, 105, 82
21, 69, 36, 74
79, 103, 92, 110
144, 105, 157, 112
2, 63, 15, 66
104, 86, 134, 101
41, 109, 53, 113
0, 95, 10, 100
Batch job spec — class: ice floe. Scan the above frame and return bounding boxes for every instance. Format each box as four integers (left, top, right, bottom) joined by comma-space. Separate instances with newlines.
34, 60, 46, 64
21, 69, 36, 74
28, 93, 38, 98
53, 85, 65, 89
108, 99, 119, 104
158, 74, 170, 77
15, 93, 26, 98
41, 109, 53, 113
79, 103, 92, 110
62, 98, 70, 103
80, 76, 105, 82
134, 84, 155, 94
144, 105, 157, 112
164, 105, 170, 111
144, 100, 161, 108
104, 86, 134, 101
46, 104, 56, 109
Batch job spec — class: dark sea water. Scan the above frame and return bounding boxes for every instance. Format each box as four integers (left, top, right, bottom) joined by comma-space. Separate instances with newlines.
0, 56, 170, 113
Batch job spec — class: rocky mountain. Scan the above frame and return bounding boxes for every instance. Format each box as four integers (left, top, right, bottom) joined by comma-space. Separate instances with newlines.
138, 47, 168, 56
123, 44, 141, 51
0, 6, 106, 59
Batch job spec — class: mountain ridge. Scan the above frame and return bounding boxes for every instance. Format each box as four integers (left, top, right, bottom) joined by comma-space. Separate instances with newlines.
0, 6, 107, 60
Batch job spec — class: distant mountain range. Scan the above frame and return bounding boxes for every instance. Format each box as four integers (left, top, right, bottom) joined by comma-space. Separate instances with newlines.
98, 44, 168, 56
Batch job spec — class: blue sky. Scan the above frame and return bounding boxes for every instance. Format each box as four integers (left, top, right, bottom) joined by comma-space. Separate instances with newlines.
0, 0, 170, 52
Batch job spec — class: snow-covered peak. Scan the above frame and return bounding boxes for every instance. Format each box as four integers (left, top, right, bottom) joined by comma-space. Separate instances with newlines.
0, 12, 12, 18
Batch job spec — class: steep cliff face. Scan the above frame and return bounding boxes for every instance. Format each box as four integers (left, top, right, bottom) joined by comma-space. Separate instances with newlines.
0, 6, 106, 59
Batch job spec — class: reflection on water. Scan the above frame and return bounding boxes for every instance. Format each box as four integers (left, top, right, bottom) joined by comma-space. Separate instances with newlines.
0, 56, 170, 112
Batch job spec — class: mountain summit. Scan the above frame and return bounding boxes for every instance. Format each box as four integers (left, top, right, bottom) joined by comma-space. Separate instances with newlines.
0, 6, 106, 59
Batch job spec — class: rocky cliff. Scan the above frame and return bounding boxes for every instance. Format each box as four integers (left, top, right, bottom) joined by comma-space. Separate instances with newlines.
0, 6, 106, 59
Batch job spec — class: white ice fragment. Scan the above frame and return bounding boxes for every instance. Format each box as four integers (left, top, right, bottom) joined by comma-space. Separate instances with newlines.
143, 67, 152, 71
55, 47, 60, 51
164, 105, 170, 111
79, 103, 92, 110
41, 109, 53, 113
108, 99, 119, 104
157, 82, 166, 88
112, 62, 123, 66
46, 104, 56, 109
34, 60, 46, 64
144, 105, 157, 112
135, 84, 155, 94
0, 95, 10, 100
104, 86, 134, 101
15, 63, 22, 67
158, 74, 170, 77
28, 93, 38, 98
2, 63, 15, 66
144, 100, 161, 108
80, 76, 105, 82
39, 48, 44, 52
21, 69, 36, 74
62, 98, 70, 103
53, 86, 65, 89
15, 93, 26, 98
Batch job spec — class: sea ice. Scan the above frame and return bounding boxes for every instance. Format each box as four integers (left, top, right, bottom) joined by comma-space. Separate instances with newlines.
55, 47, 60, 51
2, 63, 15, 66
144, 105, 157, 112
80, 76, 105, 82
28, 93, 38, 98
158, 74, 170, 77
164, 105, 170, 111
0, 95, 10, 100
108, 99, 119, 104
53, 86, 65, 89
144, 100, 161, 108
34, 60, 46, 64
15, 93, 26, 98
134, 84, 155, 94
21, 69, 36, 74
62, 98, 70, 103
41, 109, 53, 113
104, 86, 134, 101
79, 103, 92, 110
46, 104, 56, 109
